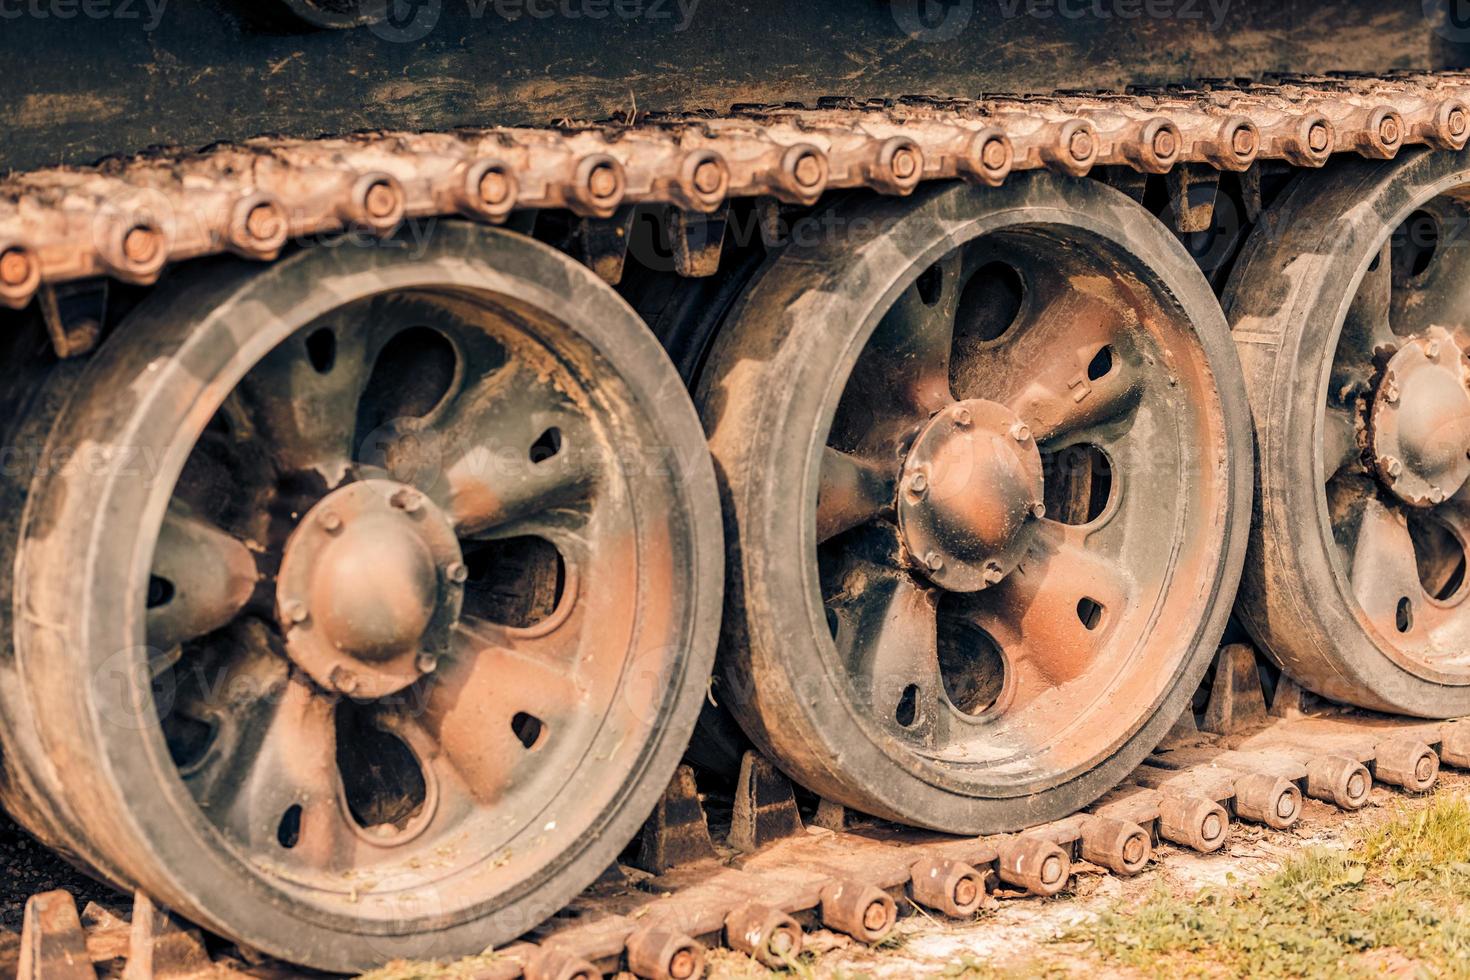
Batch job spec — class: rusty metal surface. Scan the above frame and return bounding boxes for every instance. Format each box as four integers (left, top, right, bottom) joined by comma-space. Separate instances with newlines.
5, 72, 1470, 315
21, 704, 1470, 979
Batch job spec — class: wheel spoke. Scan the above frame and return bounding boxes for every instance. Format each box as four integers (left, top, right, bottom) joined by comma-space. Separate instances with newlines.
418, 620, 585, 804
831, 568, 942, 740
817, 447, 896, 543
147, 505, 258, 650
833, 253, 961, 448
1322, 403, 1364, 482
183, 665, 354, 870
952, 285, 1142, 445
1336, 241, 1395, 375
1337, 493, 1422, 632
971, 522, 1131, 686
236, 311, 380, 486
410, 362, 599, 536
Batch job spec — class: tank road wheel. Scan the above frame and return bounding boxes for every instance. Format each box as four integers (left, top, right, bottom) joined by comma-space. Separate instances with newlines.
1226, 148, 1470, 716
0, 224, 721, 971
698, 179, 1250, 833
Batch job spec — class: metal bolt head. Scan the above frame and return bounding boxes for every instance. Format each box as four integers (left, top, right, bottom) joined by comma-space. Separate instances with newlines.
1122, 834, 1146, 865
416, 652, 439, 674
1383, 456, 1404, 479
1275, 793, 1296, 819
587, 162, 619, 200
1040, 854, 1064, 886
246, 203, 283, 242
364, 181, 399, 219
1415, 754, 1435, 782
1068, 129, 1094, 161
1009, 422, 1032, 443
1231, 125, 1257, 157
861, 900, 890, 933
283, 599, 309, 624
1427, 340, 1442, 359
318, 510, 343, 532
953, 876, 979, 907
445, 560, 469, 584
1031, 501, 1046, 519
1308, 122, 1330, 153
692, 159, 724, 195
981, 136, 1008, 170
982, 560, 1005, 585
0, 248, 31, 287
1379, 115, 1401, 145
1382, 380, 1400, 404
908, 472, 929, 496
390, 487, 423, 513
1152, 127, 1177, 159
768, 929, 795, 956
891, 146, 918, 180
924, 551, 944, 572
1347, 771, 1367, 799
792, 152, 822, 187
329, 665, 359, 695
1430, 486, 1446, 505
1452, 108, 1468, 137
952, 407, 973, 428
478, 169, 511, 206
1202, 812, 1223, 840
123, 225, 161, 264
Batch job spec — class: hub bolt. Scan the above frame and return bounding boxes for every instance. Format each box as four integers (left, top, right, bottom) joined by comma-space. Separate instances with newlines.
1430, 486, 1446, 505
319, 510, 343, 532
391, 488, 423, 513
908, 472, 929, 496
329, 665, 360, 695
283, 599, 309, 624
982, 560, 1005, 585
924, 551, 944, 572
1426, 340, 1442, 359
416, 652, 439, 674
1382, 380, 1399, 405
953, 407, 973, 428
446, 561, 469, 584
1009, 422, 1032, 443
1031, 501, 1047, 519
1382, 456, 1404, 479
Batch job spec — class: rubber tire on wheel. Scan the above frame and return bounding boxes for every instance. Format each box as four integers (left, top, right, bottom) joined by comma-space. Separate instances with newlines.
0, 223, 722, 971
1224, 147, 1470, 717
697, 177, 1251, 833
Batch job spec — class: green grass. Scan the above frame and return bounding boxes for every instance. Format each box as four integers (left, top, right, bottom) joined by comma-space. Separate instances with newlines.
1061, 794, 1470, 978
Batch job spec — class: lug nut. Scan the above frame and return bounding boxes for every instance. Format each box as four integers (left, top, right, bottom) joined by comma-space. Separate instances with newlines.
952, 407, 973, 428
1427, 340, 1442, 359
1030, 501, 1046, 519
1232, 126, 1258, 157
793, 152, 822, 187
1069, 129, 1094, 161
391, 488, 422, 512
924, 551, 944, 572
1009, 422, 1031, 443
329, 665, 359, 695
982, 561, 1005, 585
319, 510, 343, 532
891, 146, 918, 180
283, 600, 309, 624
1453, 107, 1468, 137
416, 653, 438, 673
908, 472, 929, 496
364, 180, 399, 219
1380, 115, 1401, 145
1382, 456, 1404, 479
1152, 127, 1177, 159
446, 561, 469, 583
981, 136, 1009, 170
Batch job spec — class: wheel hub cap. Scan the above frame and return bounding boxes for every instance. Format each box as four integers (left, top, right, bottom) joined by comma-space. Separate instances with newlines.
277, 479, 466, 697
896, 398, 1044, 591
1370, 328, 1470, 507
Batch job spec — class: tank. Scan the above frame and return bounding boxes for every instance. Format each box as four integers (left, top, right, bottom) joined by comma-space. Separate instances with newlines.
2, 0, 1470, 971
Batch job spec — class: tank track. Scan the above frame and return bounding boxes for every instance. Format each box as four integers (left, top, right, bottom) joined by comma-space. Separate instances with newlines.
13, 651, 1470, 980
8, 70, 1470, 979
5, 71, 1470, 321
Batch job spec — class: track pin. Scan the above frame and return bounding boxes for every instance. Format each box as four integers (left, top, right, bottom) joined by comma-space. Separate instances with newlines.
625, 925, 704, 980
908, 856, 986, 917
1305, 755, 1372, 810
1158, 795, 1229, 852
1079, 816, 1152, 875
724, 902, 802, 968
1233, 773, 1302, 829
1374, 737, 1439, 793
995, 837, 1070, 897
819, 880, 896, 943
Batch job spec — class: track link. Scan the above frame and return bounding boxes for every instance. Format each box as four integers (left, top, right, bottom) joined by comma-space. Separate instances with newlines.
4, 71, 1470, 315
13, 665, 1470, 980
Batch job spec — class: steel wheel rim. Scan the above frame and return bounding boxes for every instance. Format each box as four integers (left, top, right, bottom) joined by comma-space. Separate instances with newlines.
807, 217, 1232, 788
1319, 184, 1470, 685
8, 226, 719, 967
